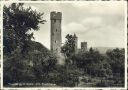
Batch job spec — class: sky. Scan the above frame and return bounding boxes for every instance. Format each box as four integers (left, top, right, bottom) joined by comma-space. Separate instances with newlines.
25, 2, 126, 49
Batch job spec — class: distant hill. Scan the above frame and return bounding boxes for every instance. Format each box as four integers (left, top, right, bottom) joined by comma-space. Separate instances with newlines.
91, 47, 124, 54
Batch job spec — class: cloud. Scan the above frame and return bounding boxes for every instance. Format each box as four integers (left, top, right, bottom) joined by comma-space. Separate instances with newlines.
62, 16, 103, 36
82, 17, 102, 26
72, 1, 126, 16
62, 22, 86, 34
62, 13, 125, 48
24, 3, 125, 48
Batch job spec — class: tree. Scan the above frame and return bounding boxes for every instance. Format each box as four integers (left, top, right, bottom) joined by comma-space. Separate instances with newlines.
3, 3, 46, 55
44, 65, 79, 87
3, 47, 26, 84
61, 34, 77, 58
106, 48, 125, 77
3, 3, 46, 85
72, 47, 112, 77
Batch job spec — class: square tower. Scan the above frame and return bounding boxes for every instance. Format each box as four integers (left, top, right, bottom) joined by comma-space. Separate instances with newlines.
50, 11, 62, 57
81, 42, 87, 52
73, 34, 78, 53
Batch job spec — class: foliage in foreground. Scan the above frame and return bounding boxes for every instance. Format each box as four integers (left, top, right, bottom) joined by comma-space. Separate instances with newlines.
72, 48, 124, 87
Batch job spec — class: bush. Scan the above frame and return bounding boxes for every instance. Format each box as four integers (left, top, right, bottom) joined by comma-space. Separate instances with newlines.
96, 80, 109, 87
43, 65, 79, 87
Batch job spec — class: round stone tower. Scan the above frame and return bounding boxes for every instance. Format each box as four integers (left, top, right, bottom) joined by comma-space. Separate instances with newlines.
50, 11, 62, 62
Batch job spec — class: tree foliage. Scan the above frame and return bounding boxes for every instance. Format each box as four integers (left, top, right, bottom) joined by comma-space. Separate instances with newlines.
106, 48, 125, 77
61, 34, 77, 58
24, 41, 57, 83
3, 3, 46, 54
72, 48, 112, 77
3, 3, 56, 85
44, 65, 79, 87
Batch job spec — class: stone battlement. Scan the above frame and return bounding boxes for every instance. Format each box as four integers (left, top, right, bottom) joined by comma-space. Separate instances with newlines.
50, 11, 62, 20
81, 42, 87, 45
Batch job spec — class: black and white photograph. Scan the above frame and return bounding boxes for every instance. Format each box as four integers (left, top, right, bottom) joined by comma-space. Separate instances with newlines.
3, 1, 127, 88
0, 3, 1, 88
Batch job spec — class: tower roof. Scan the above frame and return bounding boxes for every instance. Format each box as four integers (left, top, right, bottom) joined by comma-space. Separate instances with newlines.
50, 11, 62, 20
81, 42, 87, 44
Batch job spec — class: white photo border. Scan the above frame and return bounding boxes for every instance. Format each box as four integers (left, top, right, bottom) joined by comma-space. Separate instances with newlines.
0, 1, 127, 90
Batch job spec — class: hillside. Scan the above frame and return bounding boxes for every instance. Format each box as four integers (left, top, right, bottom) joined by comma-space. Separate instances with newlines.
92, 47, 124, 54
